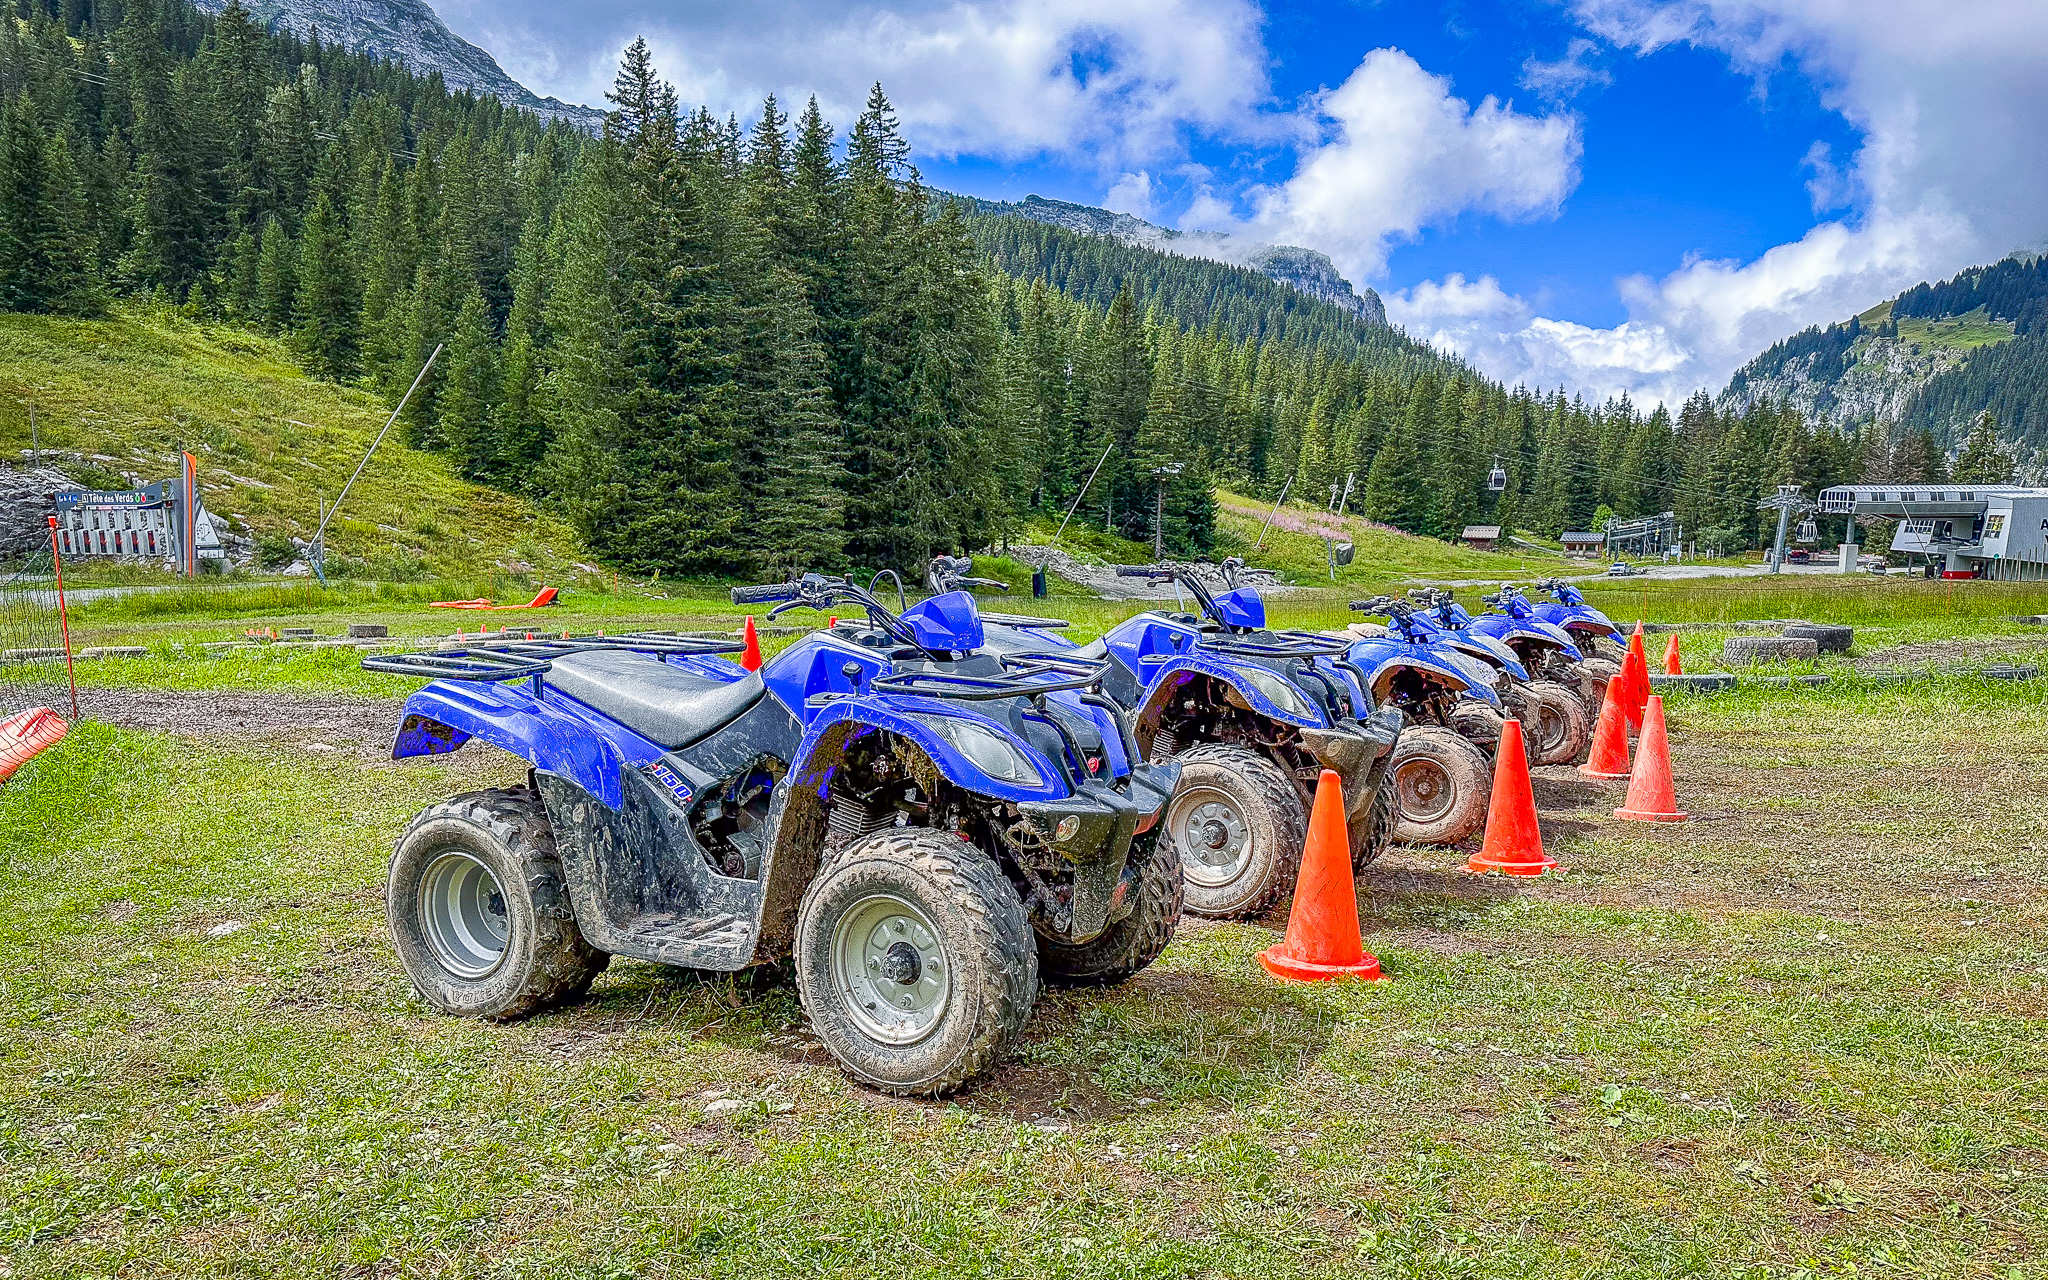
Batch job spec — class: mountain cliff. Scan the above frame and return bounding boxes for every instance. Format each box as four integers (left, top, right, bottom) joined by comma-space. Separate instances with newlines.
1721, 254, 2048, 455
958, 195, 1387, 327
193, 0, 604, 129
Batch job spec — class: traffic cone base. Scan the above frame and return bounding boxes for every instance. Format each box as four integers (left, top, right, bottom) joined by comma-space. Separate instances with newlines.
1578, 674, 1633, 779
1258, 768, 1385, 982
1613, 694, 1688, 823
1467, 719, 1557, 876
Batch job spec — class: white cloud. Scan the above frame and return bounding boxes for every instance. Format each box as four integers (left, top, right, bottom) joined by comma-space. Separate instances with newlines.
1104, 170, 1159, 220
444, 0, 1274, 167
1520, 38, 1612, 101
1215, 50, 1584, 281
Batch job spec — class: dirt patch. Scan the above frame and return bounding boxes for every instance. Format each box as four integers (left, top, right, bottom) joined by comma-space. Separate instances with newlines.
77, 688, 402, 756
1851, 633, 2048, 672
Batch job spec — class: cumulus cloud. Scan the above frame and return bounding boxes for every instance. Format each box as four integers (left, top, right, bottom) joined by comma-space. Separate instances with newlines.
442, 0, 1273, 166
1104, 170, 1160, 220
1215, 49, 1582, 280
1406, 0, 2048, 406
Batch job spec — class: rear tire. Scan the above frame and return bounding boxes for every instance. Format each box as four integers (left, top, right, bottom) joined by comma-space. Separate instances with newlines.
1164, 744, 1308, 920
386, 787, 608, 1020
794, 828, 1037, 1096
1526, 680, 1592, 765
1038, 829, 1183, 987
1388, 726, 1491, 846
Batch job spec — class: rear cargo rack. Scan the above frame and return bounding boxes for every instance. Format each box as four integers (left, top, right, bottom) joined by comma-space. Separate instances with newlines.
362, 633, 746, 684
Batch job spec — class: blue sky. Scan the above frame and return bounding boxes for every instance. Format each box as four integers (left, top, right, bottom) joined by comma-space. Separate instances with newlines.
436, 0, 2048, 405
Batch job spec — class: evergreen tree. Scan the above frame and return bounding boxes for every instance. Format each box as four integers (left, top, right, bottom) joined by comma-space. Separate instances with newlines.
292, 192, 358, 378
253, 214, 293, 331
1951, 412, 2014, 484
0, 97, 98, 314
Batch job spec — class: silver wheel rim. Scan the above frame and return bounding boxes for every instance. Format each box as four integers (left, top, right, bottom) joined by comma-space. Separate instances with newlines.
1169, 785, 1254, 888
1537, 701, 1566, 754
830, 893, 951, 1046
419, 851, 510, 979
1395, 756, 1457, 825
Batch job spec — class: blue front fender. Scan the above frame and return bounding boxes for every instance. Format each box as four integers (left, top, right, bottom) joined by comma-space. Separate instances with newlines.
792, 698, 1070, 804
1344, 637, 1500, 709
1135, 652, 1328, 731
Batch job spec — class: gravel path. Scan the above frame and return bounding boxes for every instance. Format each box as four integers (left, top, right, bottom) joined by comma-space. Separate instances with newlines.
77, 688, 404, 758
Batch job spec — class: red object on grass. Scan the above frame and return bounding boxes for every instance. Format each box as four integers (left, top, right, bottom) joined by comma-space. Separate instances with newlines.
1614, 695, 1688, 823
429, 586, 561, 611
1258, 769, 1383, 981
740, 616, 764, 671
0, 707, 68, 784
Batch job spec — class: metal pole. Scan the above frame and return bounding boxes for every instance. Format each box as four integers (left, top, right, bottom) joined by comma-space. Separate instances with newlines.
308, 344, 442, 558
1154, 477, 1166, 560
29, 405, 37, 466
1254, 470, 1296, 551
1770, 504, 1791, 575
47, 517, 78, 721
1048, 437, 1116, 558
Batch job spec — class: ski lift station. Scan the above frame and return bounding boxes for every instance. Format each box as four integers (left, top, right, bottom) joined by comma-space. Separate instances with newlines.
1818, 484, 2048, 580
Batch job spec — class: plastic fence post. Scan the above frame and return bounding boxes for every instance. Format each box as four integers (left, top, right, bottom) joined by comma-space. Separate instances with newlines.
47, 517, 78, 721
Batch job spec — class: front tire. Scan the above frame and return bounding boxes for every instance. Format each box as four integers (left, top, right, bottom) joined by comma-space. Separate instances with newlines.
1576, 656, 1622, 710
1350, 778, 1397, 874
1164, 744, 1309, 920
1526, 679, 1592, 765
795, 828, 1037, 1096
1388, 726, 1491, 846
1038, 829, 1183, 987
386, 787, 609, 1020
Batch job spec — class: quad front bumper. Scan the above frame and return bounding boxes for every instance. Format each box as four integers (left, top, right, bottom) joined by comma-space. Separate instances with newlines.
1300, 707, 1405, 847
1017, 759, 1181, 943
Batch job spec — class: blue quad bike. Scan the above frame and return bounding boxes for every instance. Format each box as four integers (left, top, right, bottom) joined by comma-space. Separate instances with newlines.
362, 573, 1182, 1096
1527, 577, 1627, 708
1338, 595, 1521, 847
924, 555, 1403, 919
1408, 586, 1593, 767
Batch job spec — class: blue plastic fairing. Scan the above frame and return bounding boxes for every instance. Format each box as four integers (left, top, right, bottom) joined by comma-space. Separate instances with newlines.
1211, 588, 1266, 630
898, 590, 987, 652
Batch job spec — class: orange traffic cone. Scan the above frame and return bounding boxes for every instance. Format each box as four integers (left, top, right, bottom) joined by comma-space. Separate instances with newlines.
0, 707, 68, 784
1578, 676, 1633, 779
1468, 719, 1556, 875
1620, 629, 1652, 733
1663, 633, 1683, 676
1614, 694, 1688, 823
1259, 768, 1384, 982
741, 615, 764, 671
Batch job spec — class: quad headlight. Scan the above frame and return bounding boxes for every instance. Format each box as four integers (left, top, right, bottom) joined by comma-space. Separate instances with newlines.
915, 715, 1046, 786
1237, 666, 1320, 720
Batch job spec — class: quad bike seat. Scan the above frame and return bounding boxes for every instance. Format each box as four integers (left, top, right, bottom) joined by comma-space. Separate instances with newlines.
543, 649, 766, 750
1071, 637, 1110, 660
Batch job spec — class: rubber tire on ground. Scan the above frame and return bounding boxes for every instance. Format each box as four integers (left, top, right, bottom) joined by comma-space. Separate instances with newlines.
1781, 623, 1853, 653
1525, 679, 1592, 766
1724, 635, 1820, 663
1350, 779, 1397, 875
794, 828, 1037, 1096
1451, 699, 1538, 765
1164, 744, 1308, 920
1037, 828, 1183, 987
1388, 726, 1492, 846
386, 786, 609, 1020
1575, 657, 1622, 709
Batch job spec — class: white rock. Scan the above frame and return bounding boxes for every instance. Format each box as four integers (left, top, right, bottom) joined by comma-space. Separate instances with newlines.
207, 920, 244, 937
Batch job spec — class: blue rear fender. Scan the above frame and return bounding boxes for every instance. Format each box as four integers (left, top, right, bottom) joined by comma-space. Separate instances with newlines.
391, 679, 665, 809
1535, 601, 1618, 637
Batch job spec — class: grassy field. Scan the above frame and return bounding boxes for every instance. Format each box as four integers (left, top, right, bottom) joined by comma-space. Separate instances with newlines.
5, 666, 2047, 1277
0, 306, 587, 581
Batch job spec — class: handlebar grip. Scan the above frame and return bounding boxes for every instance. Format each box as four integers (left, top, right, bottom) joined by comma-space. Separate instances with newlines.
730, 581, 797, 605
1114, 565, 1157, 578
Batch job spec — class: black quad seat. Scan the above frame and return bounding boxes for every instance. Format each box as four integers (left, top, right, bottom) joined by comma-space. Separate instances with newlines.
542, 649, 765, 749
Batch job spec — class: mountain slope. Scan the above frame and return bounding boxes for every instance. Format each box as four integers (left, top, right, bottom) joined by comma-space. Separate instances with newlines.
1722, 254, 2048, 456
193, 0, 603, 128
0, 309, 588, 580
959, 195, 1387, 326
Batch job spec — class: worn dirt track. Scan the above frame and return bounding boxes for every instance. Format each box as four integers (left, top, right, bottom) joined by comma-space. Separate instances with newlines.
78, 688, 403, 757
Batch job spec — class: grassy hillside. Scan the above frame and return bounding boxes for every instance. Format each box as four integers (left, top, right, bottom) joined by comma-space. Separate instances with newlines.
0, 305, 589, 583
1214, 490, 1575, 587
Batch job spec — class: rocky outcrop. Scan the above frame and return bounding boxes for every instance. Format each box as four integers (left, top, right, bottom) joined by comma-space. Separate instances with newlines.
194, 0, 604, 129
0, 465, 74, 560
1719, 336, 1968, 428
975, 195, 1386, 326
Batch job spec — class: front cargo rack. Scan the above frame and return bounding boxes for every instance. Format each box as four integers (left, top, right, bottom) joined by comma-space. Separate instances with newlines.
362, 632, 746, 684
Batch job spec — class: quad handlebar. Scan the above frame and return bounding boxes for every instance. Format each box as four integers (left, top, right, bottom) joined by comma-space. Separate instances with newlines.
926, 555, 1009, 594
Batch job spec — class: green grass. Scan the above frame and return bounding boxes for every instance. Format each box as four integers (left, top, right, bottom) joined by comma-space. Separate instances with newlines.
1214, 490, 1574, 588
1856, 302, 2016, 353
0, 305, 588, 581
6, 677, 2048, 1276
